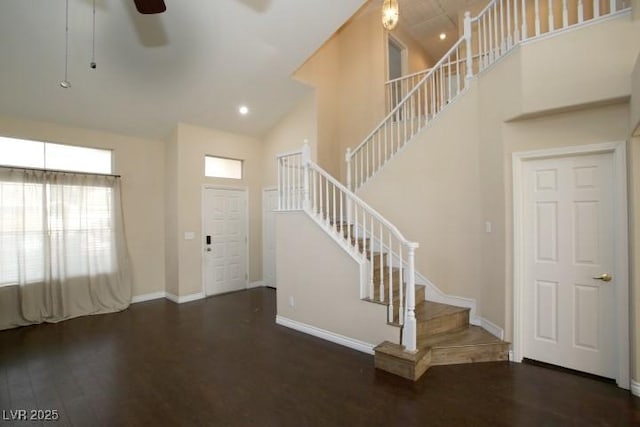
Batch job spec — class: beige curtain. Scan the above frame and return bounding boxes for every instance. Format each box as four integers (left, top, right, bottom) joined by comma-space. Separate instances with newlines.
0, 168, 132, 330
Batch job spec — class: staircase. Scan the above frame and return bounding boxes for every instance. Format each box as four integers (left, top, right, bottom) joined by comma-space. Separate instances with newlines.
276, 0, 630, 382
339, 220, 509, 380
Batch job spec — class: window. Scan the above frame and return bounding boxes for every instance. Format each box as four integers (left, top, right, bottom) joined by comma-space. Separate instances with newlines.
0, 136, 112, 174
205, 155, 243, 180
0, 136, 115, 288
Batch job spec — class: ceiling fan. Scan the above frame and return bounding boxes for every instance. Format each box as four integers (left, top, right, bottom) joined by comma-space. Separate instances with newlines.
133, 0, 166, 14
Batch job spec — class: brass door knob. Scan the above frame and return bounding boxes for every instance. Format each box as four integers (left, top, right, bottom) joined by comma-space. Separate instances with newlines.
592, 273, 612, 282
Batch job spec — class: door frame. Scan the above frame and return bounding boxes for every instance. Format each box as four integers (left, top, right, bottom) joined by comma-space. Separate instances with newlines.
512, 141, 629, 388
385, 33, 408, 82
201, 184, 250, 296
262, 187, 278, 288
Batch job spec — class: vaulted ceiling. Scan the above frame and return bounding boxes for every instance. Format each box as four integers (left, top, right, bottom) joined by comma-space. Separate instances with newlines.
400, 0, 479, 60
0, 0, 365, 139
0, 0, 481, 141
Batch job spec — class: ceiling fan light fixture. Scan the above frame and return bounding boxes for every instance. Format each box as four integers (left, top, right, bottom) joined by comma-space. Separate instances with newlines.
133, 0, 166, 14
381, 0, 399, 31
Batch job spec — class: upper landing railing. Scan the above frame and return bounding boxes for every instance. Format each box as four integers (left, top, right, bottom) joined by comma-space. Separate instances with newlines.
352, 0, 631, 191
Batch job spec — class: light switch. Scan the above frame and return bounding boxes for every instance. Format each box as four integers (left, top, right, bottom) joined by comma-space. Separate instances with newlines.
485, 221, 492, 233
184, 232, 195, 240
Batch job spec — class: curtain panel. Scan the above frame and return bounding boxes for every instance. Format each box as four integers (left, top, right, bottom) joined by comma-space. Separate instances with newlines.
0, 168, 132, 330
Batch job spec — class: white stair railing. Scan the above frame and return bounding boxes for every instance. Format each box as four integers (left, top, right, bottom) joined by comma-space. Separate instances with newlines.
347, 35, 471, 191
385, 68, 431, 113
277, 149, 305, 211
278, 143, 420, 352
349, 0, 631, 191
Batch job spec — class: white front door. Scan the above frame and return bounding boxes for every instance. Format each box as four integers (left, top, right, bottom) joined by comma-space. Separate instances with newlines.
262, 189, 278, 288
203, 188, 248, 296
522, 152, 616, 378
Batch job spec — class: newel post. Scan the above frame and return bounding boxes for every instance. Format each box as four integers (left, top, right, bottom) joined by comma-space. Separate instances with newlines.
302, 140, 310, 211
464, 11, 473, 86
402, 242, 419, 353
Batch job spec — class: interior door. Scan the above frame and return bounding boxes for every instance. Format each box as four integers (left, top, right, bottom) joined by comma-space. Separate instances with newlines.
262, 189, 278, 288
522, 152, 616, 378
203, 188, 248, 296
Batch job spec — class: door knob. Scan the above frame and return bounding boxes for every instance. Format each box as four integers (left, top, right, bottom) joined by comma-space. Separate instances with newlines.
592, 273, 612, 282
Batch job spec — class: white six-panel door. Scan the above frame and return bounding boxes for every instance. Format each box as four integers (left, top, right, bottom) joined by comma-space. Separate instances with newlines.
522, 152, 616, 378
203, 188, 248, 296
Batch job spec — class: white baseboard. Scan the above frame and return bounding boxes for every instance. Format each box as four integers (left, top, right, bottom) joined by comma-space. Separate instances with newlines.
165, 292, 205, 304
275, 315, 375, 355
131, 291, 166, 304
631, 380, 640, 397
247, 281, 265, 289
470, 316, 505, 340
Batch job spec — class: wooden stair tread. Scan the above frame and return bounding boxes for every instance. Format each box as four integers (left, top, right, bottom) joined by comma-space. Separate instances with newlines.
419, 326, 507, 350
374, 341, 428, 362
414, 301, 469, 322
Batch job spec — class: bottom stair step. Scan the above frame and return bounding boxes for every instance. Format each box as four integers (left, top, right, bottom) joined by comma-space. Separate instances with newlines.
374, 326, 510, 381
424, 326, 510, 366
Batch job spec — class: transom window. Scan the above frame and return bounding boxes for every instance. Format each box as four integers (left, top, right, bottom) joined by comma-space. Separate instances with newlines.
205, 155, 243, 180
0, 136, 112, 174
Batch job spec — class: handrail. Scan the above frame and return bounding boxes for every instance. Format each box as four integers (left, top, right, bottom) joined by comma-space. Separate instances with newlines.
385, 68, 431, 85
307, 161, 418, 249
350, 37, 466, 159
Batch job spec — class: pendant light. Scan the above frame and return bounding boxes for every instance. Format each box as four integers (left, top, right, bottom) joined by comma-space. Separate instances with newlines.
60, 0, 71, 88
382, 0, 399, 31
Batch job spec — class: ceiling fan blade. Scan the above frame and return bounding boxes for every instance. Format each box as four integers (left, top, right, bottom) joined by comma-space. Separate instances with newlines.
133, 0, 166, 14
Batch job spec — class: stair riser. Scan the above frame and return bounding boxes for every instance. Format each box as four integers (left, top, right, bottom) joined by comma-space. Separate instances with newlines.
374, 351, 431, 381
373, 286, 426, 311
417, 311, 469, 340
430, 344, 510, 366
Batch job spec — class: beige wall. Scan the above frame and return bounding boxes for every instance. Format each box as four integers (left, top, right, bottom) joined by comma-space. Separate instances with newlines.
0, 115, 166, 299
262, 93, 318, 187
629, 135, 640, 384
358, 89, 486, 309
519, 15, 640, 118
164, 127, 179, 296
276, 211, 399, 346
295, 2, 387, 180
389, 24, 433, 75
632, 53, 640, 135
167, 123, 263, 297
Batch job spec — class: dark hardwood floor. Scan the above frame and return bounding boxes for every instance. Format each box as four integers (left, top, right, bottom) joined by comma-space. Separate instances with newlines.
0, 288, 638, 426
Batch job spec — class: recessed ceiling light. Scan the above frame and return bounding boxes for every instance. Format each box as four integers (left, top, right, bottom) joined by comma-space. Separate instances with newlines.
439, 32, 446, 40
238, 105, 249, 115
